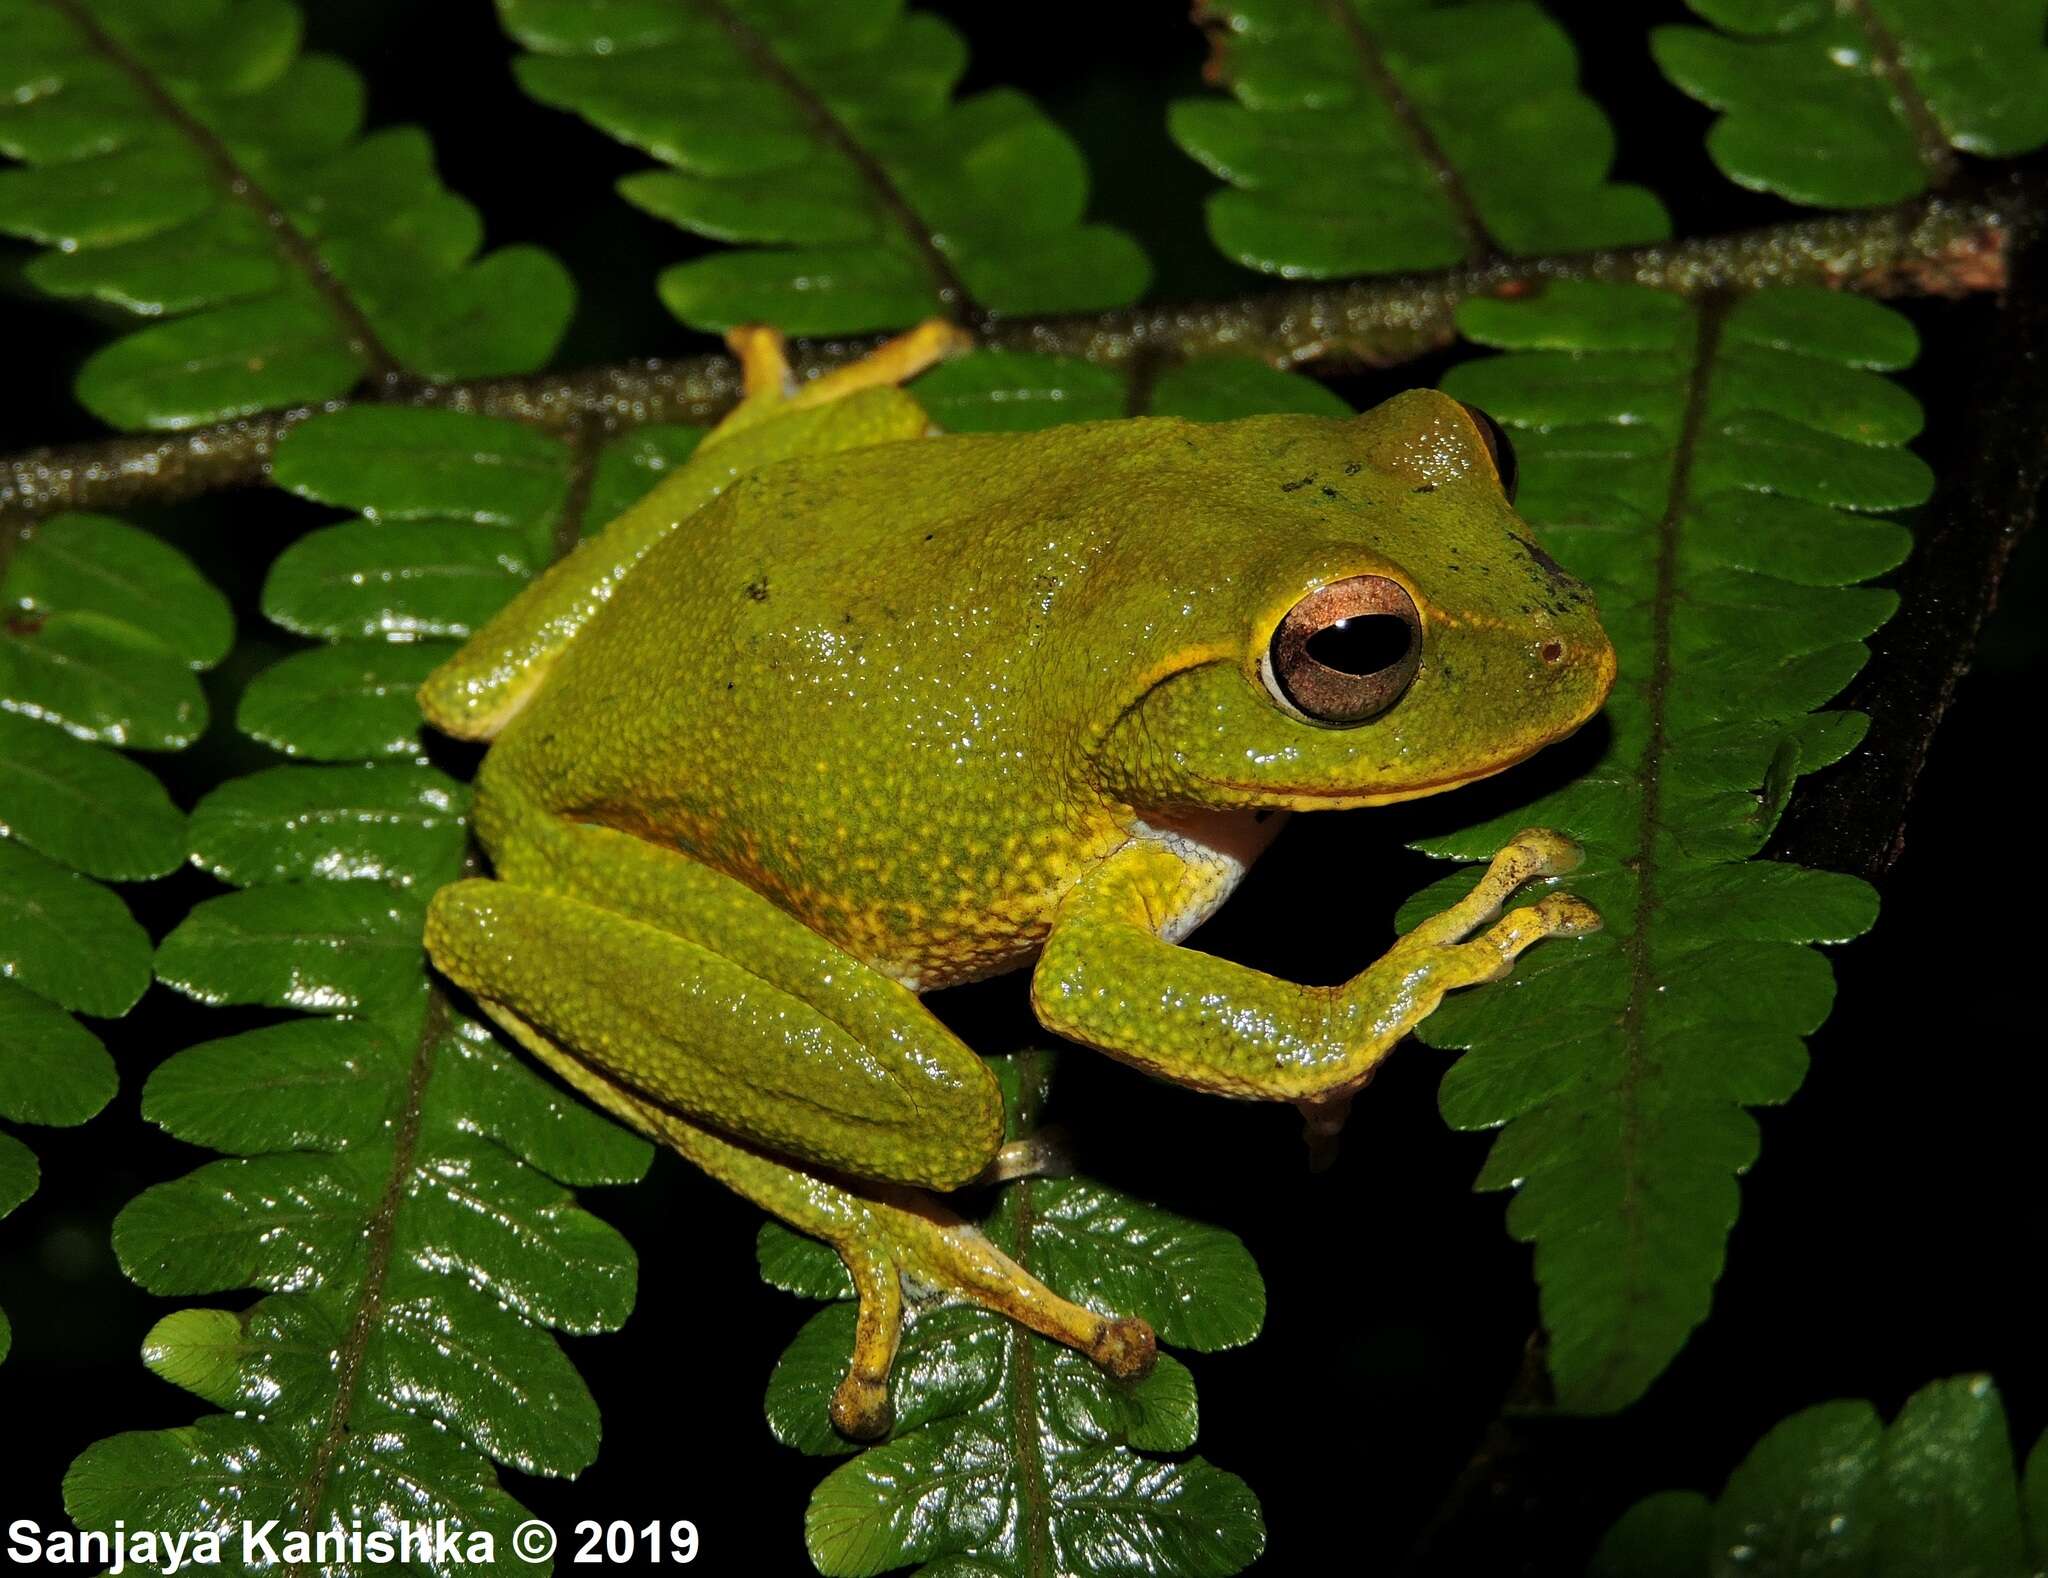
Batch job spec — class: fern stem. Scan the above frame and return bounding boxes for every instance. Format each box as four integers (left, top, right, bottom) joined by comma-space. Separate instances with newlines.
0, 181, 2019, 531
39, 0, 403, 384
1604, 292, 1730, 1399
551, 424, 603, 564
283, 984, 449, 1574
1838, 0, 1960, 187
1316, 0, 1495, 265
687, 0, 981, 325
1008, 1177, 1056, 1578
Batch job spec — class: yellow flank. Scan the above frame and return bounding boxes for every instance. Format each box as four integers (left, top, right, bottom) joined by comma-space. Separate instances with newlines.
418, 321, 1617, 1442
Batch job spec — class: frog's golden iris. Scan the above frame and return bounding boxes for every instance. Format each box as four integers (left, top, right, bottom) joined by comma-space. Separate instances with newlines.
419, 321, 1615, 1440
1262, 572, 1423, 724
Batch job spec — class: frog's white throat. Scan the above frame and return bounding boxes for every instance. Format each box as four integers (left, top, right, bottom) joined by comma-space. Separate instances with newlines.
1130, 808, 1291, 945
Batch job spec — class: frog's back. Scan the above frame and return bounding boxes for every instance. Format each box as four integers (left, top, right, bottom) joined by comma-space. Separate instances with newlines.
484, 412, 1357, 984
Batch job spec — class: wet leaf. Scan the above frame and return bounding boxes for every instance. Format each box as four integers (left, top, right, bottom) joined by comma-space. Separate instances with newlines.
188, 762, 469, 891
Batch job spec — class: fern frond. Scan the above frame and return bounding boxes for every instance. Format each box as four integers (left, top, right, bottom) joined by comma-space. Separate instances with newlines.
0, 0, 574, 429
59, 404, 696, 1549
1654, 0, 2048, 207
1, 511, 231, 1359
494, 0, 1151, 334
1592, 1375, 2044, 1575
1392, 283, 1928, 1413
1170, 0, 1669, 278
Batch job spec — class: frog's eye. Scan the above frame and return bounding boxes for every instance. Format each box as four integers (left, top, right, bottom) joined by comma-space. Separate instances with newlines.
1457, 402, 1518, 502
1263, 575, 1423, 725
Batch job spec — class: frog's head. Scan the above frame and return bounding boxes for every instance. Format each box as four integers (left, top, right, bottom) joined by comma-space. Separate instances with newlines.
1092, 390, 1615, 813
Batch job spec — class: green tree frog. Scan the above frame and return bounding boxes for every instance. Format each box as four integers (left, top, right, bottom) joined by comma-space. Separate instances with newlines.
419, 322, 1615, 1438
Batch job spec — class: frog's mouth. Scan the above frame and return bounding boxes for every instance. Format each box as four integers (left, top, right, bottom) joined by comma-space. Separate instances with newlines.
1192, 736, 1547, 810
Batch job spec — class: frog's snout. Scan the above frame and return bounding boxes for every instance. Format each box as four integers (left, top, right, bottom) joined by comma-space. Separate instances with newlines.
1530, 618, 1618, 722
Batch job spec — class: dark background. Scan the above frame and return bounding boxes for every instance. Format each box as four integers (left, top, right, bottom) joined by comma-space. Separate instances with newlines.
2, 3, 2041, 1572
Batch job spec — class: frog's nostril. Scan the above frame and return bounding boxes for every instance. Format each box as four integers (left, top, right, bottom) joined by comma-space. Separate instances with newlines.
1539, 640, 1564, 665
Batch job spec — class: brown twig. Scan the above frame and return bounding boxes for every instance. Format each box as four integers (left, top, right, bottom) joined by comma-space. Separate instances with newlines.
1, 180, 2020, 526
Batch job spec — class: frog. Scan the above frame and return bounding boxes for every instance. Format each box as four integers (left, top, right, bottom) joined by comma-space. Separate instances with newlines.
418, 320, 1616, 1439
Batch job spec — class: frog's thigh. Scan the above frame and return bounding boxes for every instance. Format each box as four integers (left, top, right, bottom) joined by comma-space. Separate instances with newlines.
425, 837, 1003, 1192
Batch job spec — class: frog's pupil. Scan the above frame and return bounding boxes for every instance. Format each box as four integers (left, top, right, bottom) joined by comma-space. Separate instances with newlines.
1306, 615, 1411, 676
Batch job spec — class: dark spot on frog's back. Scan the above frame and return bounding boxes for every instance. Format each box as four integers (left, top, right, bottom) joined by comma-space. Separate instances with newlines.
1280, 475, 1315, 493
1411, 483, 1436, 494
744, 575, 770, 603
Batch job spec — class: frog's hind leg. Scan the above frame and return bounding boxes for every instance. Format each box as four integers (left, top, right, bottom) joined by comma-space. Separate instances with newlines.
425, 804, 1156, 1437
426, 871, 1003, 1191
507, 1045, 1153, 1439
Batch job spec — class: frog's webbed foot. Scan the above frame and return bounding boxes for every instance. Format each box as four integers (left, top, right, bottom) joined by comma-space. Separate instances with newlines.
1290, 828, 1599, 1164
829, 1184, 1155, 1439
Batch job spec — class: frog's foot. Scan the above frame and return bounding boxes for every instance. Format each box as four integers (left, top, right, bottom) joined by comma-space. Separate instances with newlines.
455, 992, 1154, 1443
719, 317, 972, 436
828, 1184, 1155, 1438
1290, 844, 1596, 1163
1394, 827, 1593, 956
1306, 829, 1596, 1139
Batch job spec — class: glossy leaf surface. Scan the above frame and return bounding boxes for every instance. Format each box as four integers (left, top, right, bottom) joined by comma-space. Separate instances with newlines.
1171, 0, 1668, 277
0, 0, 573, 428
761, 1056, 1267, 1578
0, 510, 229, 1356
495, 0, 1149, 333
1654, 0, 2048, 207
65, 382, 687, 1550
1592, 1376, 2042, 1576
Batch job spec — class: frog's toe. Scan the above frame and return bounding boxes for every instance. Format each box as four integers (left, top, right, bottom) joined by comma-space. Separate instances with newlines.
725, 323, 795, 399
1534, 892, 1602, 938
815, 1191, 1162, 1440
1507, 827, 1585, 878
1089, 1315, 1159, 1381
830, 1373, 894, 1441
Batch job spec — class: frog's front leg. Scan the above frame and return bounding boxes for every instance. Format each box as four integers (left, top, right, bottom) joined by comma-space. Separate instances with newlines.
1033, 828, 1598, 1120
423, 807, 1154, 1437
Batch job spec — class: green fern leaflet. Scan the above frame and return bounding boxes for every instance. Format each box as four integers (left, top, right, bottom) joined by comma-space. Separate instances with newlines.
0, 0, 573, 428
497, 0, 1150, 334
1171, 0, 1669, 277
1593, 1375, 2048, 1576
